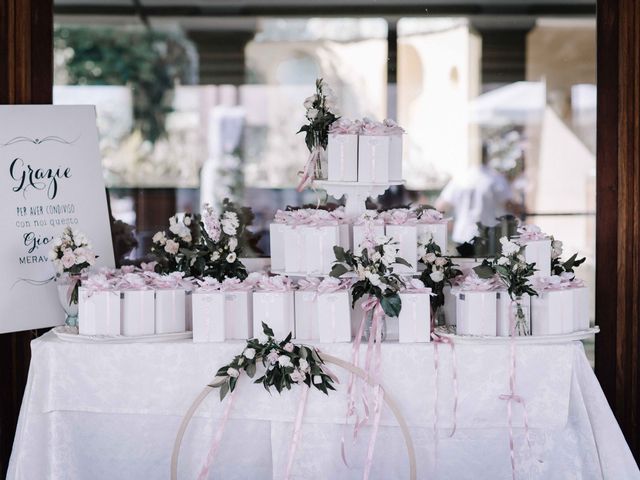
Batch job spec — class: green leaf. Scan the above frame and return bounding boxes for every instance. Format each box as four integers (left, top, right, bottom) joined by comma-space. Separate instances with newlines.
246, 362, 256, 378
394, 256, 412, 268
381, 294, 402, 318
333, 246, 346, 263
262, 322, 274, 338
473, 264, 495, 279
219, 381, 229, 401
330, 263, 350, 278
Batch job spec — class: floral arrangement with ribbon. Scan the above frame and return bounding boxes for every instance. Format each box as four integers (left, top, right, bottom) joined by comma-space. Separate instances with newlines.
330, 236, 409, 317
213, 322, 336, 400
49, 226, 98, 304
296, 78, 340, 190
417, 236, 462, 311
473, 236, 538, 335
150, 198, 254, 281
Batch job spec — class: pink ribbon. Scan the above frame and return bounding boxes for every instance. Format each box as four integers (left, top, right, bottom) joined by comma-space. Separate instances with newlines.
297, 146, 324, 192
382, 118, 406, 135
284, 385, 310, 480
341, 296, 385, 479
297, 278, 321, 292
500, 301, 533, 480
382, 209, 419, 226
197, 386, 237, 480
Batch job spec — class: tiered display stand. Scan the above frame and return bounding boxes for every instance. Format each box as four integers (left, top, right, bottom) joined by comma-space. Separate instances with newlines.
314, 179, 405, 218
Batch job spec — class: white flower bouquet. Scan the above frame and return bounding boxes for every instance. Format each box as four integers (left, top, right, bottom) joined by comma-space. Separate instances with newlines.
49, 226, 98, 306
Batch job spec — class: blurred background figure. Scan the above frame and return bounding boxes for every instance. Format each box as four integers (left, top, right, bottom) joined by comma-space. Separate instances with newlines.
436, 142, 522, 243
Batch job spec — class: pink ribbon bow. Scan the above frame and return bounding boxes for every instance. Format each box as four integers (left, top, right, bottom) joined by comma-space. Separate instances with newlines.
516, 224, 548, 242
297, 277, 321, 292
329, 118, 361, 135
382, 118, 406, 135
220, 277, 253, 292
257, 275, 293, 292
382, 209, 419, 225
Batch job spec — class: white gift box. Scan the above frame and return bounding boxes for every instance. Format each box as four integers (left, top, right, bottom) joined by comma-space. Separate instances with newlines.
418, 223, 448, 253
192, 291, 253, 342
283, 226, 305, 273
572, 286, 590, 331
353, 224, 385, 253
155, 289, 186, 334
358, 135, 390, 183
253, 291, 295, 341
192, 292, 225, 342
521, 239, 552, 277
398, 292, 431, 343
388, 134, 403, 181
121, 290, 155, 336
270, 223, 288, 271
294, 290, 319, 340
455, 290, 497, 336
328, 133, 358, 182
317, 291, 352, 343
78, 287, 121, 336
303, 224, 350, 275
531, 289, 574, 335
385, 224, 418, 273
443, 285, 456, 327
496, 292, 531, 336
223, 291, 253, 339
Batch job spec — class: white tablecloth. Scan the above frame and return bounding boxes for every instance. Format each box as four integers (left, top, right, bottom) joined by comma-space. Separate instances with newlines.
8, 332, 639, 480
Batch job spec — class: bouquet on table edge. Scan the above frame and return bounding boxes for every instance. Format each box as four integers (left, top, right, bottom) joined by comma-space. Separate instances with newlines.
417, 236, 462, 314
49, 226, 98, 305
213, 323, 336, 401
473, 236, 538, 336
330, 236, 409, 318
150, 198, 254, 281
296, 78, 340, 190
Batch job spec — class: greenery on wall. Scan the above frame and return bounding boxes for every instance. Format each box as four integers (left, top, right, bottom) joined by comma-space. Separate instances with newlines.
54, 27, 196, 143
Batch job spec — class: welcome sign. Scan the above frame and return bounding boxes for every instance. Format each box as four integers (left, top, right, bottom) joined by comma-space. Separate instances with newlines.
0, 105, 115, 333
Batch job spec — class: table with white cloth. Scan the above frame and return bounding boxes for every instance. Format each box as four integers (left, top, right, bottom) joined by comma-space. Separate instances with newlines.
8, 331, 640, 480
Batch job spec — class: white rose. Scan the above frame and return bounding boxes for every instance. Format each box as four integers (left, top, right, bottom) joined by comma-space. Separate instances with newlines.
278, 355, 292, 368
430, 270, 444, 283
211, 251, 220, 261
152, 231, 166, 245
306, 108, 319, 120
226, 252, 237, 263
499, 236, 520, 256
434, 257, 447, 267
497, 256, 509, 266
290, 369, 306, 384
243, 348, 256, 360
226, 367, 239, 378
221, 219, 237, 236
424, 253, 437, 263
164, 239, 179, 255
228, 237, 238, 252
48, 249, 58, 261
183, 216, 191, 226
371, 251, 382, 262
283, 342, 294, 352
303, 94, 317, 109
313, 375, 323, 385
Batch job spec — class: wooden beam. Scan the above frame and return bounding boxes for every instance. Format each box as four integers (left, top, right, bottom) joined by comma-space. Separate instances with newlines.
595, 0, 640, 460
0, 0, 53, 476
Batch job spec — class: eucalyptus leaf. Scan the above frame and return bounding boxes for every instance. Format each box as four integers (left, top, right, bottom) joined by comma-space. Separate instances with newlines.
473, 264, 495, 279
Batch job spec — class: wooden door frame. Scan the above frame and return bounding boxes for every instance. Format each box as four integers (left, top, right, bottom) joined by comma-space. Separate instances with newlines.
595, 0, 640, 460
0, 0, 52, 476
0, 0, 639, 473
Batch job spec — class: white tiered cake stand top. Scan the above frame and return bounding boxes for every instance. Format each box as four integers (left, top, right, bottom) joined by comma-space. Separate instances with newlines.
314, 180, 405, 218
